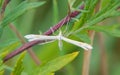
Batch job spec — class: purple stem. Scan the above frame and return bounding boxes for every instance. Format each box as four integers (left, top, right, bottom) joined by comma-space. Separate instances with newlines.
3, 5, 84, 62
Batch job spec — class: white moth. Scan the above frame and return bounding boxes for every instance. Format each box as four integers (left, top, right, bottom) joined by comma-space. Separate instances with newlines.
24, 32, 93, 50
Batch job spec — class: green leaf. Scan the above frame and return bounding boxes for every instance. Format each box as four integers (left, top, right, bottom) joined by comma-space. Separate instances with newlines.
68, 0, 76, 8
0, 1, 46, 28
0, 57, 3, 67
0, 50, 9, 59
86, 0, 98, 18
0, 0, 3, 8
48, 73, 55, 75
53, 0, 59, 24
0, 54, 4, 75
0, 70, 4, 75
87, 25, 120, 37
100, 0, 111, 9
0, 40, 20, 53
74, 31, 91, 43
110, 11, 120, 17
11, 52, 26, 75
72, 0, 120, 34
72, 0, 98, 31
0, 27, 3, 37
93, 0, 119, 19
38, 52, 79, 75
87, 1, 120, 26
0, 40, 20, 59
0, 64, 4, 75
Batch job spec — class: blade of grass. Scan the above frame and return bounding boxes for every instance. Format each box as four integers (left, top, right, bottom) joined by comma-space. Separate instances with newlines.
53, 0, 59, 24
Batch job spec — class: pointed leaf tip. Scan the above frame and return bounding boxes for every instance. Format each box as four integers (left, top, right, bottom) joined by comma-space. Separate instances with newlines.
70, 51, 79, 58
37, 51, 79, 75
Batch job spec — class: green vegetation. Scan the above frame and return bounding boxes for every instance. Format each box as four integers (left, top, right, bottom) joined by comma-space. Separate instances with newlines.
0, 0, 120, 75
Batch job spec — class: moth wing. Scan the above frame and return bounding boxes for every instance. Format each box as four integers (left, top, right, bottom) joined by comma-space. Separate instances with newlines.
24, 34, 42, 41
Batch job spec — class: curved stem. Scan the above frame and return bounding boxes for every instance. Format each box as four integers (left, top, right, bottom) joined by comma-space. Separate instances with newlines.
9, 24, 41, 65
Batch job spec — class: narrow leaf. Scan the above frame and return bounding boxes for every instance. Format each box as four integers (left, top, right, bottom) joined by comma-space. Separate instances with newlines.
0, 55, 4, 75
87, 2, 120, 26
48, 73, 55, 75
0, 41, 20, 53
110, 11, 120, 17
11, 52, 26, 75
0, 50, 9, 59
68, 0, 76, 8
38, 52, 79, 75
0, 0, 3, 8
0, 27, 3, 37
74, 31, 91, 43
100, 0, 111, 9
0, 1, 46, 28
72, 0, 94, 31
87, 25, 120, 37
0, 70, 4, 75
53, 0, 58, 24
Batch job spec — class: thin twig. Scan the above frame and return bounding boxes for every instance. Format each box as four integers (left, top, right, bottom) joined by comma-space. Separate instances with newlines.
98, 33, 108, 75
98, 0, 108, 74
82, 31, 95, 75
1, 0, 41, 65
0, 0, 11, 19
1, 0, 11, 14
0, 0, 11, 20
9, 24, 41, 65
3, 5, 84, 62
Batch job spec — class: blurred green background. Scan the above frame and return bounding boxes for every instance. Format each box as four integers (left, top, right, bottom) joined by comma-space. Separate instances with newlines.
1, 0, 120, 75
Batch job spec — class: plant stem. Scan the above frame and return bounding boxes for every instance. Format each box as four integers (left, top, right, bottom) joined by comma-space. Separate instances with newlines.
1, 0, 41, 65
0, 0, 11, 20
82, 31, 95, 75
9, 24, 41, 65
98, 33, 108, 75
1, 0, 11, 14
3, 4, 84, 62
82, 1, 100, 74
